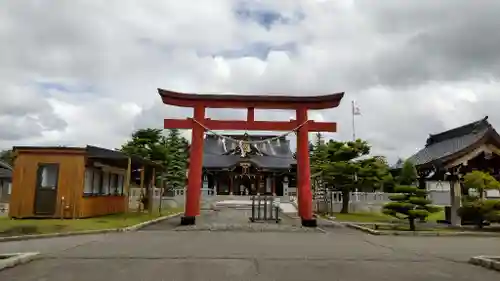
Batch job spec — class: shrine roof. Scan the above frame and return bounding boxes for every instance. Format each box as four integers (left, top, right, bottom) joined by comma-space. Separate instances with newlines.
0, 160, 12, 171
202, 134, 295, 169
394, 116, 500, 169
0, 160, 12, 179
158, 88, 344, 109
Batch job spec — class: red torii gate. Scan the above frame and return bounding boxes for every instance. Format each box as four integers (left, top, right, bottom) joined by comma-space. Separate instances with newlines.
158, 89, 344, 227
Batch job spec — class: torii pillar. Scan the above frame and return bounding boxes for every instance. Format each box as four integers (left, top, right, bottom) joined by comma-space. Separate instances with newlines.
158, 89, 345, 227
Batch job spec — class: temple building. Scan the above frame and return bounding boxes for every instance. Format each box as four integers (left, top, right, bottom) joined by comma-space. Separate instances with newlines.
401, 116, 500, 180
396, 116, 500, 225
200, 133, 296, 196
393, 116, 500, 207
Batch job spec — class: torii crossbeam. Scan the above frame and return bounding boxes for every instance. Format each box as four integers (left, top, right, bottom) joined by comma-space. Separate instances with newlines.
158, 89, 345, 227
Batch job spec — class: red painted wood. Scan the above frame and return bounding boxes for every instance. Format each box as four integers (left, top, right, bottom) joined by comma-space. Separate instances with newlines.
247, 107, 255, 122
159, 90, 344, 224
185, 105, 205, 218
164, 119, 337, 132
296, 107, 313, 221
158, 89, 344, 110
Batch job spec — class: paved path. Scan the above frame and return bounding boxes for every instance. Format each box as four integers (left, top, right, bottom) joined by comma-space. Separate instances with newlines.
145, 207, 311, 232
1, 209, 499, 280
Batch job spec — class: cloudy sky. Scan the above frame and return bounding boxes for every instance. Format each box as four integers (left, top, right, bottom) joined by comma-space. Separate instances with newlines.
1, 0, 500, 164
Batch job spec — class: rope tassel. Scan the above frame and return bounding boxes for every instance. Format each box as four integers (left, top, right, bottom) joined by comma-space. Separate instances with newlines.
191, 118, 308, 145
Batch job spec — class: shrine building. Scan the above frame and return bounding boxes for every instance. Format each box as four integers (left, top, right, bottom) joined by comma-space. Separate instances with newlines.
201, 133, 296, 196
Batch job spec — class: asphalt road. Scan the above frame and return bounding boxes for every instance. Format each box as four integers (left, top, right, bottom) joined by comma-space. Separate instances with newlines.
1, 209, 499, 280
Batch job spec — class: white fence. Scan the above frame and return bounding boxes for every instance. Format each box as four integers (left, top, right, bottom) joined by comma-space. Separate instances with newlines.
155, 189, 448, 204
0, 203, 8, 216
320, 191, 450, 205
128, 187, 464, 211
328, 191, 389, 203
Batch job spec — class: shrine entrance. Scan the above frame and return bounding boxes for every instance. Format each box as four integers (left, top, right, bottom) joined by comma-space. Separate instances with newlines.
158, 89, 344, 227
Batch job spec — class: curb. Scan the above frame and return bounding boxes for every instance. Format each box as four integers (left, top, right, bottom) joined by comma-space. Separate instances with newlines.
469, 256, 500, 271
0, 252, 40, 271
122, 212, 181, 231
0, 212, 182, 243
343, 222, 381, 235
342, 222, 500, 237
321, 216, 348, 228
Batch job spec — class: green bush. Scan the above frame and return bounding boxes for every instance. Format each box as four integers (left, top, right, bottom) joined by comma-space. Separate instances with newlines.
457, 199, 500, 228
382, 185, 440, 231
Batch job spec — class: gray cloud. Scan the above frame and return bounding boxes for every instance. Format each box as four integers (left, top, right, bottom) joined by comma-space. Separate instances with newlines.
1, 0, 500, 164
355, 0, 500, 87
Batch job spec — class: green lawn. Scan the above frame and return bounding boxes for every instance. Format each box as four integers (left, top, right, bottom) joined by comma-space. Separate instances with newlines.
0, 208, 183, 237
427, 210, 446, 221
328, 209, 446, 223
368, 224, 458, 232
329, 212, 394, 222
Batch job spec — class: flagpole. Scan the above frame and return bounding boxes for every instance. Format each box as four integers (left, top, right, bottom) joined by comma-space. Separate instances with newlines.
351, 100, 356, 141
351, 101, 358, 189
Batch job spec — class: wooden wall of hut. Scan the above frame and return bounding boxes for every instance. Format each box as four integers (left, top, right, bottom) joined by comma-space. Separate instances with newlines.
79, 196, 126, 217
9, 149, 86, 218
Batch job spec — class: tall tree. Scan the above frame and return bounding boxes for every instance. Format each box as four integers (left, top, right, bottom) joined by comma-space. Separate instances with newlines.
310, 139, 393, 213
120, 128, 189, 204
356, 156, 392, 191
163, 129, 189, 191
120, 128, 167, 209
310, 133, 329, 174
319, 139, 370, 213
0, 149, 14, 166
120, 128, 166, 161
314, 132, 324, 147
398, 160, 418, 185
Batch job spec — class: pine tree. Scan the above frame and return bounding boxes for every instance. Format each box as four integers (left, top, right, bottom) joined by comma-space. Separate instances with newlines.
163, 129, 188, 191
383, 185, 440, 231
383, 159, 439, 231
310, 136, 329, 174
398, 160, 417, 185
314, 132, 324, 147
120, 128, 188, 196
0, 149, 15, 166
384, 159, 439, 230
319, 139, 371, 213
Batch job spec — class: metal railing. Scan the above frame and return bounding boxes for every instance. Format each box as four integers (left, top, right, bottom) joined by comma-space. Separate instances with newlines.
249, 195, 280, 223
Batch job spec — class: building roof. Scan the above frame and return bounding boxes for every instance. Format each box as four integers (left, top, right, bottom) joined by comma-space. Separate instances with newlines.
158, 88, 345, 110
0, 160, 12, 179
203, 134, 295, 169
397, 116, 500, 169
85, 145, 163, 169
13, 145, 162, 169
0, 160, 12, 170
0, 168, 11, 179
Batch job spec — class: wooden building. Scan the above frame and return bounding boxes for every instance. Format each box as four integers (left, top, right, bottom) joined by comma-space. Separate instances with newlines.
397, 116, 500, 183
9, 145, 161, 219
201, 133, 296, 196
0, 160, 12, 205
394, 116, 500, 225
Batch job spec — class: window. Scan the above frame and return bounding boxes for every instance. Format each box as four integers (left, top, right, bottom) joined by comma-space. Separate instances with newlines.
110, 173, 119, 195
117, 174, 124, 195
39, 164, 58, 189
7, 182, 11, 195
102, 172, 110, 195
84, 169, 126, 197
84, 168, 93, 195
92, 170, 101, 195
